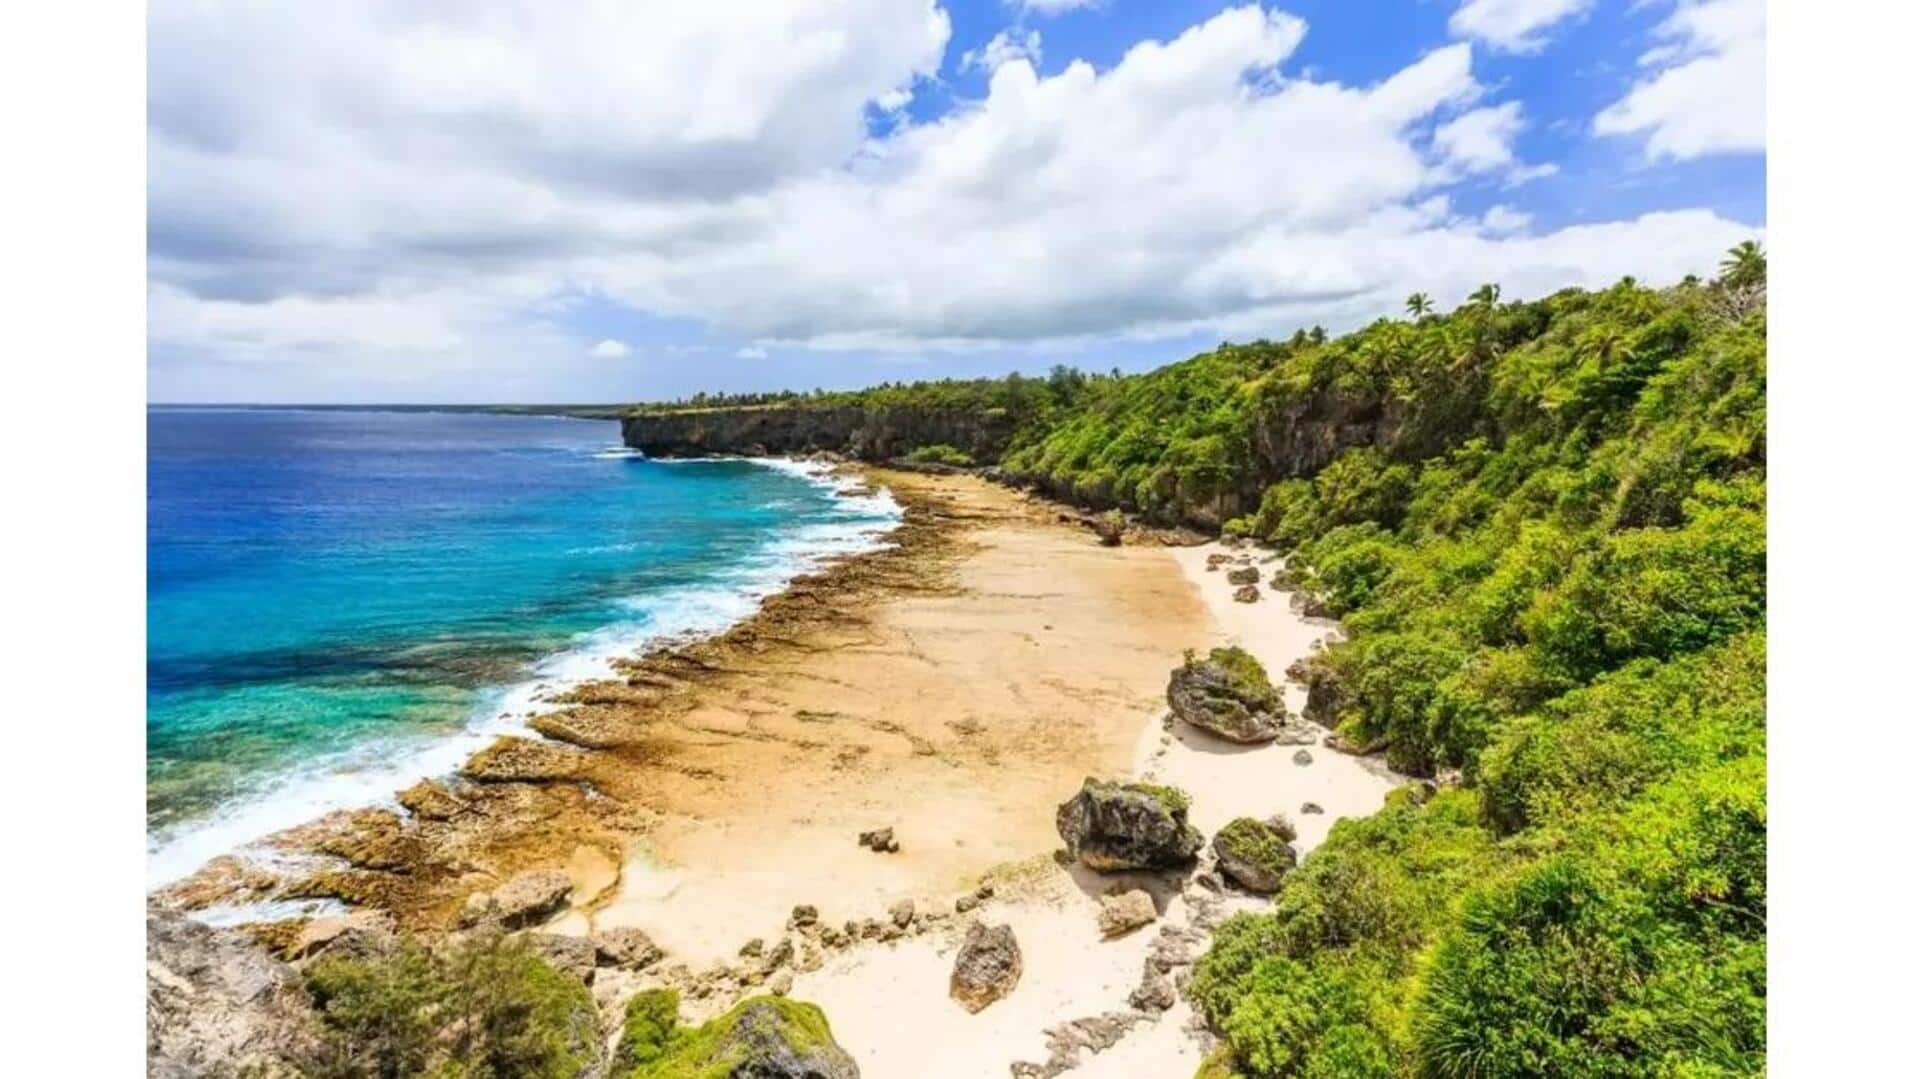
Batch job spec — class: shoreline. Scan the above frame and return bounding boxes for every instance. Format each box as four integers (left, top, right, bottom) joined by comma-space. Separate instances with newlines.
150, 454, 904, 901
153, 462, 1402, 1076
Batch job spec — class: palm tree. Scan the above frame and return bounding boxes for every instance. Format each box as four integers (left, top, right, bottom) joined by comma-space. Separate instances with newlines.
1469, 283, 1501, 309
1405, 292, 1433, 318
1718, 241, 1766, 290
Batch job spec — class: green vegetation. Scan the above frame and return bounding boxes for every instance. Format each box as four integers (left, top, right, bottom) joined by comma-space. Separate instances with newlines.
903, 442, 976, 467
302, 931, 600, 1079
1214, 817, 1298, 877
615, 994, 846, 1078
1199, 646, 1282, 713
619, 246, 1766, 1076
1177, 250, 1766, 1077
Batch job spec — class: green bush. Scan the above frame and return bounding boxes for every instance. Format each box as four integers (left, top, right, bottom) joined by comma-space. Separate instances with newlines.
904, 442, 975, 466
302, 932, 599, 1079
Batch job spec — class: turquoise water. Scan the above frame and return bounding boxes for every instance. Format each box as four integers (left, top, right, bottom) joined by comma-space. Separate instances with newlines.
147, 408, 898, 884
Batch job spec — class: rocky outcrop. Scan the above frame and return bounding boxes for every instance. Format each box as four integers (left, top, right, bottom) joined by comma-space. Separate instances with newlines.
593, 926, 665, 971
1211, 817, 1298, 894
1056, 778, 1203, 871
147, 907, 320, 1078
950, 922, 1023, 1013
459, 868, 573, 929
622, 404, 1020, 464
1167, 647, 1291, 743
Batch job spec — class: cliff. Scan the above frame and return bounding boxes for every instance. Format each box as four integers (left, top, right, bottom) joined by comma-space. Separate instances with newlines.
621, 404, 1023, 462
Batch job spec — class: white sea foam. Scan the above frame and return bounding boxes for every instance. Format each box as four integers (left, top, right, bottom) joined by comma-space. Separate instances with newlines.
147, 457, 902, 896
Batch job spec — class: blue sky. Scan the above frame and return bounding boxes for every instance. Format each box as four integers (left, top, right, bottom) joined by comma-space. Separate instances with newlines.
148, 1, 1764, 403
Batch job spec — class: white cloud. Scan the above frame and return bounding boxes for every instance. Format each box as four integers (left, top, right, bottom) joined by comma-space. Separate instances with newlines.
1479, 205, 1534, 234
1449, 0, 1592, 53
1013, 0, 1100, 15
590, 338, 630, 359
149, 2, 1755, 398
736, 345, 770, 359
1594, 0, 1764, 160
962, 29, 1042, 73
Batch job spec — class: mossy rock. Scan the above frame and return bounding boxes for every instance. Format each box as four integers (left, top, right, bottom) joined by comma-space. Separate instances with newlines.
1056, 778, 1204, 872
1211, 817, 1298, 894
627, 993, 859, 1078
1168, 648, 1290, 743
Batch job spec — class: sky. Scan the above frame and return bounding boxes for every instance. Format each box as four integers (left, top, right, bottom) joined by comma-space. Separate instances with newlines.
147, 0, 1765, 404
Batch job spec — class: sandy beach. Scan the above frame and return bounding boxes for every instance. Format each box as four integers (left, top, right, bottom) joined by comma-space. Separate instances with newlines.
157, 467, 1399, 1076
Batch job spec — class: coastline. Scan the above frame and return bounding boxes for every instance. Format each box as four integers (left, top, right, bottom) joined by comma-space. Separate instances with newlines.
150, 454, 902, 900
154, 461, 1401, 1075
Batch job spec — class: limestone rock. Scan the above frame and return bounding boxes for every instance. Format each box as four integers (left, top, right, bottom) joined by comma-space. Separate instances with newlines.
460, 868, 572, 929
889, 898, 916, 929
396, 778, 468, 821
286, 910, 395, 962
1212, 817, 1298, 894
146, 906, 320, 1078
950, 922, 1022, 1013
459, 736, 588, 784
590, 926, 663, 971
1096, 889, 1157, 938
1056, 778, 1203, 871
857, 826, 899, 853
1166, 647, 1290, 743
522, 932, 596, 984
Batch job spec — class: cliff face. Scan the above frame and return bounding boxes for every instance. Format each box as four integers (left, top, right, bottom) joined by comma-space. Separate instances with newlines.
621, 405, 1021, 462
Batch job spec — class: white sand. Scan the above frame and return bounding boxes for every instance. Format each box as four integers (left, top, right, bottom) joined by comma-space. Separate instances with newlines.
784, 542, 1400, 1078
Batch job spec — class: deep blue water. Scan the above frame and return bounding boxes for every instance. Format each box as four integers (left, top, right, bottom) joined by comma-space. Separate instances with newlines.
147, 408, 897, 883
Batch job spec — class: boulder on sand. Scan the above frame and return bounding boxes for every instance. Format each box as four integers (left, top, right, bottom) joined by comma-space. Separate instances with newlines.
627, 994, 861, 1078
591, 926, 664, 970
950, 922, 1022, 1012
1056, 778, 1203, 871
1097, 889, 1158, 938
1225, 566, 1260, 585
1211, 817, 1298, 894
1232, 585, 1261, 603
1167, 647, 1291, 744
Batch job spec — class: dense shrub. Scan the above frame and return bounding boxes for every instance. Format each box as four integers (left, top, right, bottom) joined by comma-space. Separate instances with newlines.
303, 931, 600, 1079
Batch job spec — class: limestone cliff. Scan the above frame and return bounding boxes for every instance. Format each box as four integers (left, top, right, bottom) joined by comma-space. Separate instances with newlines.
620, 404, 1021, 463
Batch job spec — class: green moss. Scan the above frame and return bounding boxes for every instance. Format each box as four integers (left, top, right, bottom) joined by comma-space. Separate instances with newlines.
615, 989, 683, 1071
1204, 646, 1281, 711
632, 996, 839, 1078
1215, 817, 1294, 874
302, 932, 599, 1079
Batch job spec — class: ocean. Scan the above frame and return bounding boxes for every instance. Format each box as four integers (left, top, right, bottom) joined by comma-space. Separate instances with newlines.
146, 407, 898, 886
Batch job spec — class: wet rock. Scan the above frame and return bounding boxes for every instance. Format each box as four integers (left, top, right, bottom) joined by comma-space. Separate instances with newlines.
459, 736, 588, 784
1167, 647, 1290, 743
1212, 817, 1299, 894
1096, 889, 1157, 938
950, 921, 1022, 1013
396, 778, 469, 821
591, 926, 663, 970
1056, 778, 1203, 871
459, 868, 573, 930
